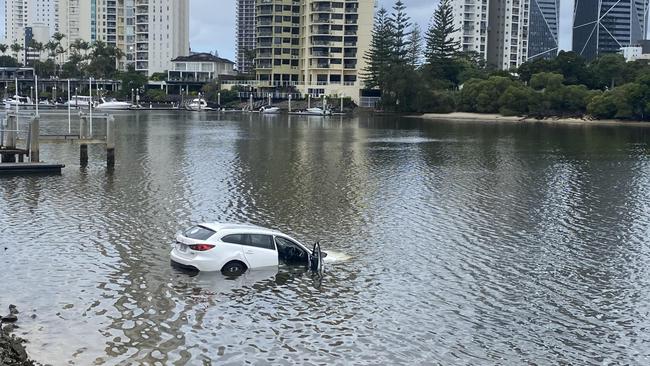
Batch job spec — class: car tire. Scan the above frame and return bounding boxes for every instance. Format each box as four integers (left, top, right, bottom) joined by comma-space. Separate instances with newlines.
221, 261, 247, 276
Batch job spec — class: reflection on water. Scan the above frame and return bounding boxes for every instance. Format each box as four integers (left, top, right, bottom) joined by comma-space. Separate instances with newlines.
1, 111, 650, 365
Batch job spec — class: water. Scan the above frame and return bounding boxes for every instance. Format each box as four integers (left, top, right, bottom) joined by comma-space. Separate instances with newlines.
2, 111, 650, 365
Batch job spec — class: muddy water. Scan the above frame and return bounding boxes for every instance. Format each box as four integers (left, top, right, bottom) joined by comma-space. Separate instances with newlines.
2, 111, 650, 365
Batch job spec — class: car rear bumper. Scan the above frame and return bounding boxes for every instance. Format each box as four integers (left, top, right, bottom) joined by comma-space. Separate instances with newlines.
170, 249, 223, 272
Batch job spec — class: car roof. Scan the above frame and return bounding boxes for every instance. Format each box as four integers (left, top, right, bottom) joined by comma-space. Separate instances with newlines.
199, 222, 284, 236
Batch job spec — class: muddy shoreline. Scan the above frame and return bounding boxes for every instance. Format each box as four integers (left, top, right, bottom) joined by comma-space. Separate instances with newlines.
1, 305, 38, 366
410, 112, 650, 127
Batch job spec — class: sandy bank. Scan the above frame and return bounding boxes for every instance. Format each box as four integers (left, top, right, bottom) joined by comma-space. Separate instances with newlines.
410, 112, 650, 127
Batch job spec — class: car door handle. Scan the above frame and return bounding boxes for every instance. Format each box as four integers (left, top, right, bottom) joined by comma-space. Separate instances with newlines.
245, 250, 254, 254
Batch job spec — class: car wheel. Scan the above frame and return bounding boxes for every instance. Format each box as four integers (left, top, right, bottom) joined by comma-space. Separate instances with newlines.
221, 261, 247, 276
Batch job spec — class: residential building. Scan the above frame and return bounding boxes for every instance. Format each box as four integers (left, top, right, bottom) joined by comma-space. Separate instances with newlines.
573, 0, 650, 60
451, 0, 489, 59
4, 0, 59, 63
621, 40, 650, 61
168, 53, 236, 83
450, 0, 559, 69
237, 0, 256, 74
254, 0, 374, 102
58, 0, 94, 57
109, 0, 190, 75
486, 0, 529, 69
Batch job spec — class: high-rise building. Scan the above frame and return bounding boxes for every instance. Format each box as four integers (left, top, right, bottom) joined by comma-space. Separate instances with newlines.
236, 0, 256, 74
451, 0, 489, 59
254, 0, 374, 102
573, 0, 650, 60
527, 0, 559, 60
451, 0, 558, 69
486, 0, 529, 69
4, 0, 59, 64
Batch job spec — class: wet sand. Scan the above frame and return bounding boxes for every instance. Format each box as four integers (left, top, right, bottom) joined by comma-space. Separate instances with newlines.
411, 112, 650, 127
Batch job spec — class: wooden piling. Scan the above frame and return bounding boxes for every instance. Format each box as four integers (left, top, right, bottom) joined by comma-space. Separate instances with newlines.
79, 115, 88, 165
2, 115, 17, 163
29, 116, 39, 163
106, 115, 115, 167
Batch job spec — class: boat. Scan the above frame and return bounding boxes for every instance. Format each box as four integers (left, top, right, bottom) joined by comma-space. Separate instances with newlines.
95, 97, 132, 110
65, 95, 93, 108
260, 106, 280, 114
3, 95, 33, 109
305, 107, 332, 116
186, 98, 213, 111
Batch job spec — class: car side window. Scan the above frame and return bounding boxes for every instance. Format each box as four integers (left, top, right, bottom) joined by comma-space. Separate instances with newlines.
221, 234, 246, 244
249, 234, 275, 250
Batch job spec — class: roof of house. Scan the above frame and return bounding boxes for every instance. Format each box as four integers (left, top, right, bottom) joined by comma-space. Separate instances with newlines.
172, 53, 235, 64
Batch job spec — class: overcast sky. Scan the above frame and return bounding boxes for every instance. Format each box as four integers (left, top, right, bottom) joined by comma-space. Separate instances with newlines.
192, 0, 574, 62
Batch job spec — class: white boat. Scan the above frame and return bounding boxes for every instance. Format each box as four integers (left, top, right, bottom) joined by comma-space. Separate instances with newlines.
260, 106, 280, 114
4, 95, 33, 109
65, 95, 93, 108
95, 97, 132, 110
186, 98, 213, 111
305, 107, 332, 116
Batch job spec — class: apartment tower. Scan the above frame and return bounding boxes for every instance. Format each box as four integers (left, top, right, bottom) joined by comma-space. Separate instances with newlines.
451, 0, 489, 59
255, 0, 374, 101
237, 0, 257, 74
573, 0, 649, 60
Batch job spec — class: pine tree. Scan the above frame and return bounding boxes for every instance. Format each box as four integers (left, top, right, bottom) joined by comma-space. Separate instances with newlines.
425, 0, 460, 64
407, 23, 423, 68
362, 8, 394, 89
390, 0, 412, 65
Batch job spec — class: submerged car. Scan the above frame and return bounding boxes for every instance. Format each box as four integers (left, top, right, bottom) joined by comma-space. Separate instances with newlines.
171, 223, 325, 275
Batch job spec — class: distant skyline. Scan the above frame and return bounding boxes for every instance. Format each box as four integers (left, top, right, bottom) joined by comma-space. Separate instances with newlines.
0, 0, 575, 62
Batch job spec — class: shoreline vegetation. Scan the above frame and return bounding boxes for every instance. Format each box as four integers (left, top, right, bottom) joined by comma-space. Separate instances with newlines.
409, 112, 650, 127
364, 1, 650, 123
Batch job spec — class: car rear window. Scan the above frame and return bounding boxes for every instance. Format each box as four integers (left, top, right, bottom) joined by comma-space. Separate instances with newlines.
222, 234, 246, 244
183, 226, 216, 240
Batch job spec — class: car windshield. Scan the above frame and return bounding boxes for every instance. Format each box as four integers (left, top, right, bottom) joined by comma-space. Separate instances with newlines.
183, 225, 215, 240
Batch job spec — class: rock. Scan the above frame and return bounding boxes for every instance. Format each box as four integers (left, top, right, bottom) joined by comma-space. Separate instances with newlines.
8, 305, 18, 315
29, 314, 36, 320
1, 314, 17, 323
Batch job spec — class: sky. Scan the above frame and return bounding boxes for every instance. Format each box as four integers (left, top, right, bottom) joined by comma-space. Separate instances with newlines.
191, 0, 575, 62
0, 0, 574, 60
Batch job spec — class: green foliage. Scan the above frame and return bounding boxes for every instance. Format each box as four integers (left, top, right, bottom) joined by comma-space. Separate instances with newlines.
499, 85, 534, 116
390, 1, 412, 65
0, 55, 20, 67
145, 89, 167, 102
201, 82, 239, 105
362, 7, 393, 90
118, 65, 148, 97
149, 72, 167, 81
529, 72, 564, 91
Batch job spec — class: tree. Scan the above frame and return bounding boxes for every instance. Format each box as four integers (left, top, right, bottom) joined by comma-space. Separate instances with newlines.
407, 23, 423, 68
425, 0, 459, 64
589, 53, 627, 89
10, 42, 23, 59
0, 55, 20, 67
119, 65, 148, 98
390, 0, 412, 65
424, 0, 461, 86
529, 72, 564, 91
0, 44, 7, 55
362, 7, 393, 89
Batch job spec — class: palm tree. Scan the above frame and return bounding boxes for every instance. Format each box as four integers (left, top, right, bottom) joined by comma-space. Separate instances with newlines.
0, 44, 8, 55
10, 42, 23, 60
51, 32, 66, 63
28, 40, 44, 65
45, 41, 58, 60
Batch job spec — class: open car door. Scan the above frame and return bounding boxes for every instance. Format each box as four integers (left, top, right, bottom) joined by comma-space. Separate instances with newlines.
310, 241, 324, 273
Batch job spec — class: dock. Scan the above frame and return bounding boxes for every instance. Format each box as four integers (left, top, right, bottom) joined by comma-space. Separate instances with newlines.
0, 162, 65, 175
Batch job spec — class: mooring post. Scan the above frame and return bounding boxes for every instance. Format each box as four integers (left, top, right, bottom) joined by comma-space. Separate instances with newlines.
80, 114, 88, 165
2, 114, 17, 163
30, 115, 39, 163
288, 94, 292, 112
106, 115, 115, 167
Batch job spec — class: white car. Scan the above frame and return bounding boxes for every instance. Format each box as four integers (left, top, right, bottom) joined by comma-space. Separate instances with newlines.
170, 223, 325, 275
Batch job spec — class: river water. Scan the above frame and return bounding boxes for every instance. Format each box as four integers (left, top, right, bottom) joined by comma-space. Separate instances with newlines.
1, 111, 650, 365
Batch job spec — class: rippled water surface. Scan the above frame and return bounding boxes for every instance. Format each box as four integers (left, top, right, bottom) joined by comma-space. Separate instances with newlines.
2, 112, 650, 365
